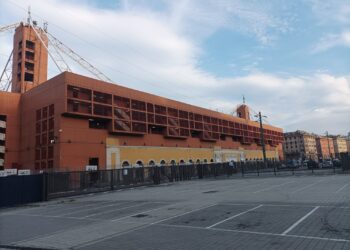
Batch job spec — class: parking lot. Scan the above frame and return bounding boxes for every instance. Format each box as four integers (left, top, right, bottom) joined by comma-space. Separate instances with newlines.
1, 174, 350, 249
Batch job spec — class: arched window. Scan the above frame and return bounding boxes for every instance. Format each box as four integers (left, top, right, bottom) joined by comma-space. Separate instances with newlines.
196, 159, 200, 164
148, 160, 155, 166
136, 160, 143, 167
179, 160, 185, 165
122, 161, 130, 168
160, 160, 166, 166
189, 159, 193, 164
203, 159, 208, 163
170, 160, 176, 166
210, 159, 214, 163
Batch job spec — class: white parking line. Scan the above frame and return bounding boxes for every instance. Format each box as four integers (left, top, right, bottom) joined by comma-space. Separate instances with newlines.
254, 181, 295, 193
150, 204, 217, 225
58, 201, 135, 216
336, 183, 349, 193
157, 223, 350, 243
291, 180, 324, 193
206, 205, 263, 229
82, 202, 151, 218
281, 206, 319, 235
111, 204, 172, 222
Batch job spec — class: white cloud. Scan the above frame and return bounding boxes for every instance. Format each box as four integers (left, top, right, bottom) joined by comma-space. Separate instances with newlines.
309, 0, 350, 24
313, 31, 350, 52
0, 0, 349, 135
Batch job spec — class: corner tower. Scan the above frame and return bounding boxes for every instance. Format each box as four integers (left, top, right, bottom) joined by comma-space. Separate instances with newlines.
237, 104, 250, 120
11, 22, 48, 93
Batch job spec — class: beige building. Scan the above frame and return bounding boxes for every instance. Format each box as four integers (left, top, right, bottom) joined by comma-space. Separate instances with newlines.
283, 130, 317, 160
332, 136, 348, 157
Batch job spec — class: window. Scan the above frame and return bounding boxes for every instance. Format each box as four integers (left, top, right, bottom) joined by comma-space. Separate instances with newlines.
48, 118, 54, 130
89, 119, 108, 129
49, 104, 54, 116
122, 161, 130, 167
36, 109, 41, 121
26, 40, 35, 50
24, 72, 34, 82
48, 146, 54, 159
25, 62, 34, 71
48, 160, 53, 169
35, 149, 40, 161
36, 122, 41, 133
42, 120, 47, 132
25, 51, 34, 60
41, 147, 47, 159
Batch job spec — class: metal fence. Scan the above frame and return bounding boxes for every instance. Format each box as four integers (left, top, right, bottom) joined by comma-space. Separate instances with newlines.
46, 160, 349, 199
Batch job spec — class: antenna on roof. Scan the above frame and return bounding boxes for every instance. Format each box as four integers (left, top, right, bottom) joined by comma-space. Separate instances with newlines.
243, 95, 246, 104
27, 6, 31, 24
43, 21, 48, 32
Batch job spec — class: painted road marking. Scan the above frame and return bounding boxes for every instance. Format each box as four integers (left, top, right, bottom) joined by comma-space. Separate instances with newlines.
281, 206, 320, 235
206, 204, 263, 229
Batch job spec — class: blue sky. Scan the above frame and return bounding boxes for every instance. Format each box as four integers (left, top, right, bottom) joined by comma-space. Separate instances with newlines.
0, 0, 349, 135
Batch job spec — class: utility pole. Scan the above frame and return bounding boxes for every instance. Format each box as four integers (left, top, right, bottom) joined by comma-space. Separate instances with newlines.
325, 131, 332, 160
257, 112, 267, 167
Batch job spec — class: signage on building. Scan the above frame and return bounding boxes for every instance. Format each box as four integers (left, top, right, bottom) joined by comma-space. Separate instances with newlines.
18, 169, 31, 175
86, 165, 97, 171
4, 169, 17, 176
0, 171, 6, 177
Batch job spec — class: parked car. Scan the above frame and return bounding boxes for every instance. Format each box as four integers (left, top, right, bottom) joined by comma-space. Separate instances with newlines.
318, 159, 333, 168
333, 159, 342, 167
307, 160, 318, 169
287, 160, 299, 168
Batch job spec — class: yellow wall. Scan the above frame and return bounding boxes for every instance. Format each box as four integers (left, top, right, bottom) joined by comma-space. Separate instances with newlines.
106, 138, 280, 169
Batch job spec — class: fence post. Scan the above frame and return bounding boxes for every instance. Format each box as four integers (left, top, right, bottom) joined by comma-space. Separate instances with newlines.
273, 161, 276, 176
241, 161, 244, 177
110, 169, 114, 191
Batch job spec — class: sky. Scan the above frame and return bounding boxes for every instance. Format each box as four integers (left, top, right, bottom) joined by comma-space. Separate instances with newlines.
0, 0, 349, 135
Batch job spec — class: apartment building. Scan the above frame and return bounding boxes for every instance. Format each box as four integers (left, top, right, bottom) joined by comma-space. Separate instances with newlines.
283, 130, 317, 160
316, 136, 335, 160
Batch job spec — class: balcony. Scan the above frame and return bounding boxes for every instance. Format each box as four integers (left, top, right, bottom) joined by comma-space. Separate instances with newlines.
0, 145, 4, 153
0, 133, 5, 141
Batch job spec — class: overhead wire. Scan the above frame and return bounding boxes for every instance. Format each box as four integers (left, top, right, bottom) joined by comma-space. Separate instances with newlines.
4, 0, 227, 110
